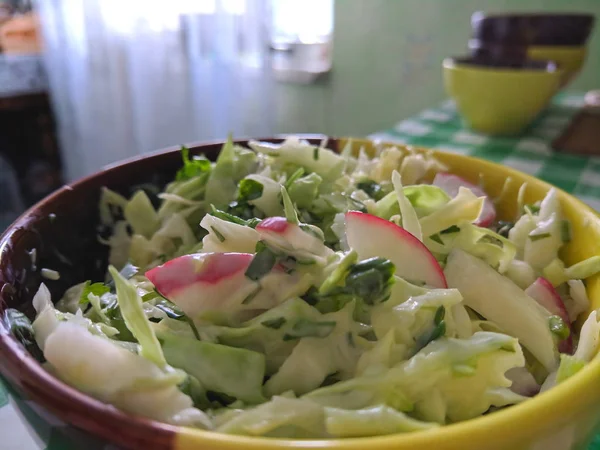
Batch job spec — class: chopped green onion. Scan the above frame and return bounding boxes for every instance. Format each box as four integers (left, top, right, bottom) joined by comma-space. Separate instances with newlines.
414, 320, 446, 354
261, 317, 287, 329
430, 320, 446, 341
4, 308, 36, 347
357, 180, 385, 201
429, 234, 444, 245
283, 319, 336, 341
210, 226, 226, 243
210, 204, 248, 226
313, 147, 320, 161
440, 225, 460, 234
549, 315, 570, 340
529, 232, 551, 242
238, 178, 264, 202
561, 220, 572, 243
154, 299, 185, 319
280, 186, 300, 225
477, 234, 504, 247
524, 203, 541, 214
346, 332, 355, 348
245, 244, 277, 281
79, 281, 110, 305
434, 306, 445, 325
284, 167, 305, 190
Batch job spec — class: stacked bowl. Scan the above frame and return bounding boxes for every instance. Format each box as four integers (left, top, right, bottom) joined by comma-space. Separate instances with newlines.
444, 12, 595, 136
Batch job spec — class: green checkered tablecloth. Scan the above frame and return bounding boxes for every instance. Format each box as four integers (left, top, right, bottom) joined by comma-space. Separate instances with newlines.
370, 92, 600, 213
2, 91, 600, 450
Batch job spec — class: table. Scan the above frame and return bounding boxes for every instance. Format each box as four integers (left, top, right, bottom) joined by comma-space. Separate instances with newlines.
3, 91, 600, 450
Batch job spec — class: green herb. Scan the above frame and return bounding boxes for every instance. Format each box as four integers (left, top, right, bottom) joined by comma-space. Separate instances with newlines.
549, 315, 570, 340
561, 220, 572, 243
313, 147, 320, 161
79, 281, 110, 305
357, 180, 385, 201
281, 186, 300, 225
242, 286, 262, 304
211, 204, 261, 228
261, 317, 287, 329
434, 306, 445, 325
414, 320, 446, 355
299, 223, 324, 240
4, 309, 36, 346
210, 226, 226, 243
524, 203, 541, 214
210, 204, 248, 225
3, 309, 43, 360
154, 299, 185, 319
429, 234, 444, 245
530, 232, 551, 242
284, 167, 305, 190
175, 146, 211, 181
238, 178, 264, 202
440, 225, 460, 234
283, 318, 336, 341
186, 318, 201, 340
245, 243, 277, 281
346, 332, 355, 348
343, 257, 396, 305
477, 234, 504, 247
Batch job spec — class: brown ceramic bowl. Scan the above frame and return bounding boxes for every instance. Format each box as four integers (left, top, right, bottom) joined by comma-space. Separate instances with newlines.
5, 137, 600, 450
471, 12, 596, 47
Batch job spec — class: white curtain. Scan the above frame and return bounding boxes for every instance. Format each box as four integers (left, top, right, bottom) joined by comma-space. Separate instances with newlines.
39, 0, 276, 181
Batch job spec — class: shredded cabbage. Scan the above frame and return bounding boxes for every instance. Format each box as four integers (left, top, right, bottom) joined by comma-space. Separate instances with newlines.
21, 138, 600, 438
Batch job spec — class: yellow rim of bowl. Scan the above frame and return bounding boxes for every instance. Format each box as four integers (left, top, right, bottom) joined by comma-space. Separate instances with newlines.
443, 57, 564, 77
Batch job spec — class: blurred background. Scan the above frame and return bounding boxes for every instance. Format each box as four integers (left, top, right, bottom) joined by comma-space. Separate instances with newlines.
1, 0, 599, 229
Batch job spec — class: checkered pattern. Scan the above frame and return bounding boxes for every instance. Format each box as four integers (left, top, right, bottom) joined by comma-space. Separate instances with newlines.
3, 91, 600, 450
370, 92, 600, 212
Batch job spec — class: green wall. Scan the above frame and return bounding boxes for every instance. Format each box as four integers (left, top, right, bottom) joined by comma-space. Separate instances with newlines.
274, 1, 600, 137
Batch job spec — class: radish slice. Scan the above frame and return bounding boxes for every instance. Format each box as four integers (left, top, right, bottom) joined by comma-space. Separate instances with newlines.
433, 173, 496, 227
525, 277, 573, 354
146, 252, 313, 321
345, 211, 447, 288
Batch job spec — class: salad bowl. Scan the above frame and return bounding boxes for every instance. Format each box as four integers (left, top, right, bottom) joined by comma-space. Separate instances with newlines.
1, 136, 600, 450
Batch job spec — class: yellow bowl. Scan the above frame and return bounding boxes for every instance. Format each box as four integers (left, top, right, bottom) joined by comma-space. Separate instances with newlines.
175, 138, 600, 450
528, 46, 587, 87
443, 58, 562, 136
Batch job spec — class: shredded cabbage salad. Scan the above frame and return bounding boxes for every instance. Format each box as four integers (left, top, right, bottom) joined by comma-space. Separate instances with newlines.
10, 137, 600, 438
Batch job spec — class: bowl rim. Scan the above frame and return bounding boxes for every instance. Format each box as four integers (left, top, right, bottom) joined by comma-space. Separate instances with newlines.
471, 11, 595, 21
1, 136, 600, 449
443, 57, 563, 76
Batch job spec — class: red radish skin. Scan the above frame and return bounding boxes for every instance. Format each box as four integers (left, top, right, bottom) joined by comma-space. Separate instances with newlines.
433, 173, 496, 227
525, 277, 573, 354
345, 211, 447, 288
256, 217, 289, 233
146, 253, 253, 297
